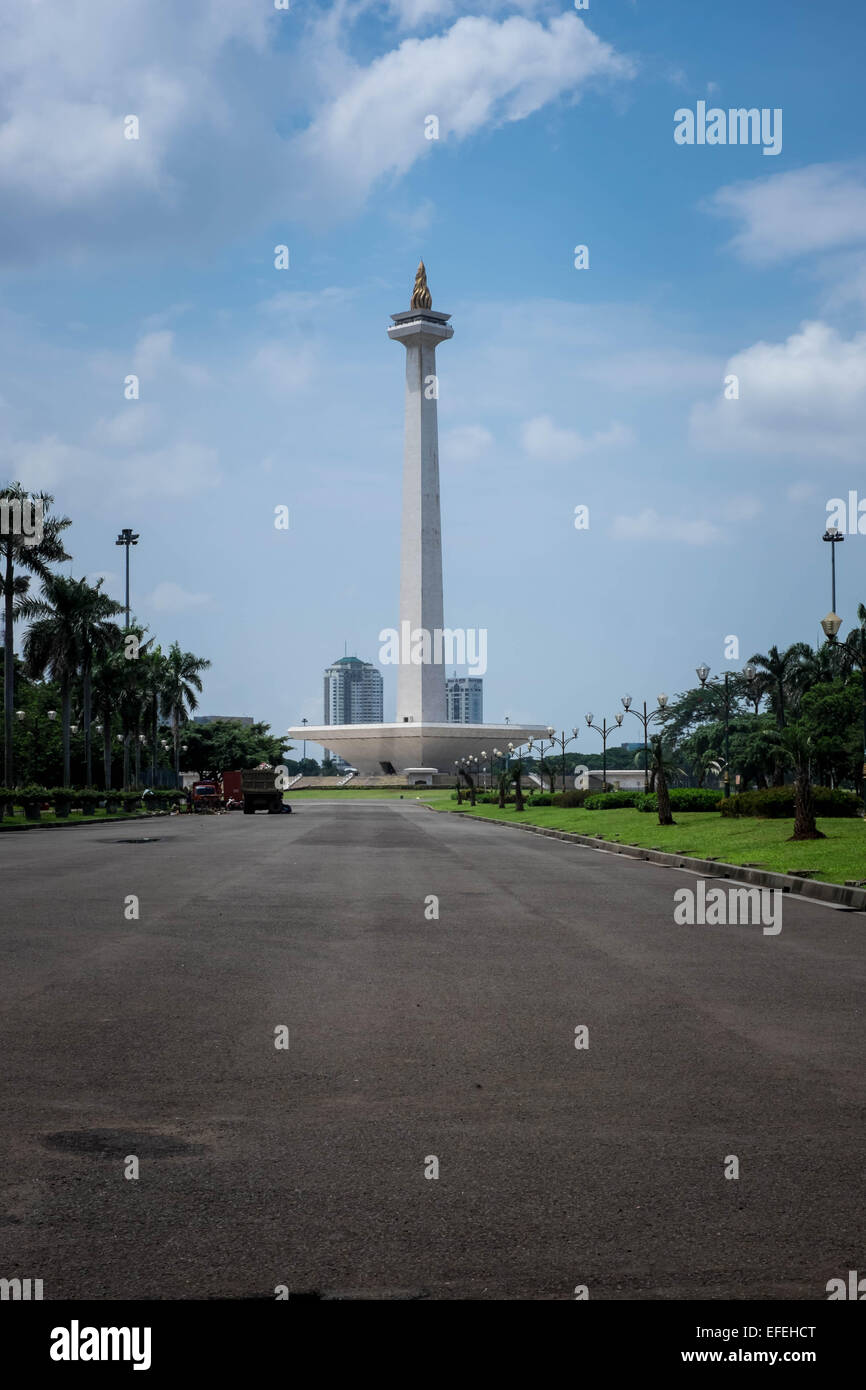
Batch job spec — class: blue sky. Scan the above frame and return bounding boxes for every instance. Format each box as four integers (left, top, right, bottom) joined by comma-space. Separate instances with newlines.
2, 0, 865, 759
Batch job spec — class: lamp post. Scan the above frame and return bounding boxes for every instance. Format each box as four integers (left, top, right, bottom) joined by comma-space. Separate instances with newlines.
300, 716, 309, 765
533, 726, 556, 791
696, 663, 754, 796
584, 713, 622, 792
621, 694, 667, 792
822, 526, 845, 617
548, 727, 580, 793
115, 528, 140, 629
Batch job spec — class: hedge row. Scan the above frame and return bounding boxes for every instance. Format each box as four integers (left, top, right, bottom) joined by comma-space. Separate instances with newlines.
720, 786, 864, 819
635, 789, 722, 813
0, 787, 185, 819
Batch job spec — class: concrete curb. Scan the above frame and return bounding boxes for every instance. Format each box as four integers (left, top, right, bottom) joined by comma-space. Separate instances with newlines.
426, 805, 866, 911
0, 811, 171, 833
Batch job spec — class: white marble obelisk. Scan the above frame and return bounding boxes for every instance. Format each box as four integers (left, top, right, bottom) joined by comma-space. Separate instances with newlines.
387, 262, 453, 725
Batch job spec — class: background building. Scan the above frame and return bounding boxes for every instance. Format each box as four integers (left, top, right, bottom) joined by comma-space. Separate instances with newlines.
446, 676, 483, 724
323, 656, 384, 726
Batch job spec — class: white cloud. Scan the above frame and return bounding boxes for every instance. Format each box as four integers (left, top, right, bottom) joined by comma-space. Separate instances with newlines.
442, 424, 494, 463
249, 343, 319, 395
91, 405, 162, 448
708, 163, 866, 265
146, 581, 211, 613
611, 509, 723, 546
296, 14, 633, 211
690, 321, 866, 464
522, 414, 633, 462
788, 481, 816, 504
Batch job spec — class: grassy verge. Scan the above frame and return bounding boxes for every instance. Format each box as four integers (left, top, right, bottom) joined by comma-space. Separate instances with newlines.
286, 787, 453, 802
441, 802, 866, 886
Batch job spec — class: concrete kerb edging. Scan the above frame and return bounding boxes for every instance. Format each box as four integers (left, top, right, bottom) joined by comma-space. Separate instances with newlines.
0, 811, 173, 833
425, 805, 866, 911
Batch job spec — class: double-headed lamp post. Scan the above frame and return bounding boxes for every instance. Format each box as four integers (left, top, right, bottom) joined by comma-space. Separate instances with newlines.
584, 712, 623, 793
696, 662, 756, 796
621, 693, 667, 792
550, 727, 580, 793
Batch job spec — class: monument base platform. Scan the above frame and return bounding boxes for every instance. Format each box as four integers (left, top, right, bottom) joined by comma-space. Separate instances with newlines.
287, 722, 549, 777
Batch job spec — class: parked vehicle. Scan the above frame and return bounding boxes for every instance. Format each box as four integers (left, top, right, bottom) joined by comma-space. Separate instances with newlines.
190, 781, 222, 813
241, 767, 287, 814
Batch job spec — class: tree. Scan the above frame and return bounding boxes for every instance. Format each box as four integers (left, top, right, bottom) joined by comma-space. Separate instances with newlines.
160, 642, 211, 783
22, 574, 104, 787
76, 580, 124, 784
182, 720, 290, 780
748, 642, 812, 729
649, 735, 675, 825
1, 484, 71, 784
780, 722, 825, 841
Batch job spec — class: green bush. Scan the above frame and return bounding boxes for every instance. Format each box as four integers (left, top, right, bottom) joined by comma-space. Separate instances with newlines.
552, 789, 589, 808
720, 785, 864, 819
528, 793, 553, 806
583, 790, 641, 809
635, 788, 723, 813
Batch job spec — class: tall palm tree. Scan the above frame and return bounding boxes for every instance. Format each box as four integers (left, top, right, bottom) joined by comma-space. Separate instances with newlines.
748, 642, 812, 785
22, 574, 92, 787
77, 581, 124, 785
160, 642, 211, 783
141, 644, 169, 787
650, 739, 678, 822
92, 649, 127, 790
748, 642, 813, 728
1, 484, 71, 784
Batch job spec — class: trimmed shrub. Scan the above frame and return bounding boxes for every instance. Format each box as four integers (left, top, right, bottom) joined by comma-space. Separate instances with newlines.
528, 793, 553, 806
720, 785, 864, 819
635, 789, 723, 814
552, 789, 589, 808
583, 790, 641, 809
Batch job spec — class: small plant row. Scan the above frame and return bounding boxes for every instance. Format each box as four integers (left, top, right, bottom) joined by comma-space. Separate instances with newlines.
0, 786, 186, 818
720, 786, 864, 819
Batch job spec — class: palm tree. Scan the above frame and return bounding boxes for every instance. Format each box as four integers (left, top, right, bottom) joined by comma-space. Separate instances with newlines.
1, 484, 71, 784
160, 642, 211, 784
748, 642, 812, 729
76, 581, 124, 785
92, 649, 126, 790
22, 574, 92, 786
649, 735, 675, 824
780, 722, 825, 841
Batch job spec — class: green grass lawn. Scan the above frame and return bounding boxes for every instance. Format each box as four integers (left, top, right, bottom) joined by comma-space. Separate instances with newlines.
441, 802, 866, 886
286, 787, 453, 802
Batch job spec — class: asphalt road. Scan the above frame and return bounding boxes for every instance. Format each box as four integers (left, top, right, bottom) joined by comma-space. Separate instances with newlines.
1, 800, 864, 1300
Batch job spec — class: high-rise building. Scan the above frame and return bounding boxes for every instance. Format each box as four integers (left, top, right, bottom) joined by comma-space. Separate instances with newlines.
323, 656, 384, 726
446, 676, 483, 724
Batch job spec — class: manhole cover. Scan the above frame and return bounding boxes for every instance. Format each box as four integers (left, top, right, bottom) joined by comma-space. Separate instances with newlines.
102, 837, 164, 844
43, 1130, 202, 1158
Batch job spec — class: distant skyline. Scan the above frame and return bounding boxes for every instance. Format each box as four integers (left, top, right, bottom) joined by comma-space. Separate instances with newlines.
2, 1, 865, 761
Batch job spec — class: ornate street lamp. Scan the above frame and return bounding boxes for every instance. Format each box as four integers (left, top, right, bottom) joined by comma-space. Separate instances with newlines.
584, 714, 621, 793
621, 693, 666, 791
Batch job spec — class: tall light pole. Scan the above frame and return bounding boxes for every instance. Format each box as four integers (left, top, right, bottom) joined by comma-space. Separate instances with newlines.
584, 713, 622, 792
115, 528, 140, 629
822, 526, 844, 618
300, 716, 309, 764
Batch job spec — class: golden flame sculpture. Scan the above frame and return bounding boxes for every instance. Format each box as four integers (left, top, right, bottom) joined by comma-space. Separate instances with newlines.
410, 260, 432, 310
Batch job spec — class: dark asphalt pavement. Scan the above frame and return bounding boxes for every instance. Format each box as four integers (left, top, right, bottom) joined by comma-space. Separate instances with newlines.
1, 801, 864, 1300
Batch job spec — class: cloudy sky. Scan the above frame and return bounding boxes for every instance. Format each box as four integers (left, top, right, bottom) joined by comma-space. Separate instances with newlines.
2, 0, 864, 753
